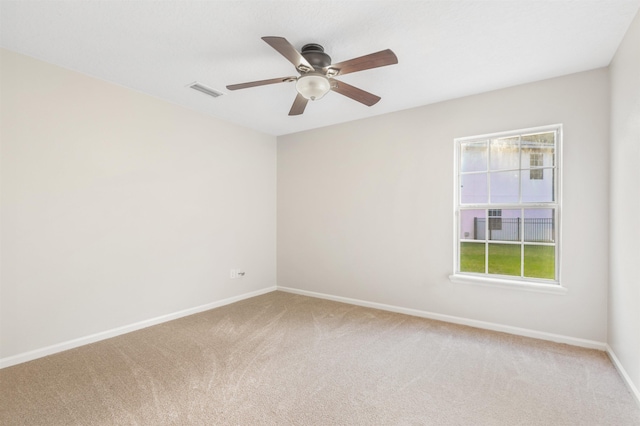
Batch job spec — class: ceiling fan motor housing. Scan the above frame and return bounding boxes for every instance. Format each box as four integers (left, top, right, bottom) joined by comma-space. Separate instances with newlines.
301, 43, 332, 69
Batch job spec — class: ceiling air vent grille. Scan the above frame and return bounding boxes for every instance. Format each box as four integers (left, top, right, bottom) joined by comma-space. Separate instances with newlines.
188, 82, 224, 98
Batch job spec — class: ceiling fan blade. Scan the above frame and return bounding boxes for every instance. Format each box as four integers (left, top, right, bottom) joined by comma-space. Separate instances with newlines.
226, 76, 296, 91
327, 49, 398, 76
331, 80, 381, 106
288, 93, 308, 116
262, 36, 313, 71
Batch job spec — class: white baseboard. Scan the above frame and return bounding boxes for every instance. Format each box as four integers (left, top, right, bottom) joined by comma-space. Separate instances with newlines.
0, 286, 277, 369
606, 344, 640, 407
2, 285, 613, 372
277, 286, 607, 351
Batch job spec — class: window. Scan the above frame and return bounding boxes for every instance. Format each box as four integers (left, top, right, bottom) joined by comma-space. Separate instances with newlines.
530, 152, 544, 180
453, 125, 561, 287
488, 209, 502, 230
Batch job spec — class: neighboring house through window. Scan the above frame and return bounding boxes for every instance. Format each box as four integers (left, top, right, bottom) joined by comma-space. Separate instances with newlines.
530, 152, 544, 180
453, 125, 561, 286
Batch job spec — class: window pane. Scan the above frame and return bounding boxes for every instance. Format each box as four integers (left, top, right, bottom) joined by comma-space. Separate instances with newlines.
489, 209, 520, 242
522, 167, 554, 202
490, 137, 519, 170
524, 209, 554, 242
488, 243, 521, 276
460, 209, 485, 240
461, 141, 487, 172
460, 242, 485, 273
522, 132, 555, 167
524, 245, 555, 279
461, 173, 487, 204
490, 170, 519, 203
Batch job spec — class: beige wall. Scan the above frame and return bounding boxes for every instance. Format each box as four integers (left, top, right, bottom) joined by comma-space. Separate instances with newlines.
0, 49, 277, 359
609, 10, 640, 394
278, 68, 610, 342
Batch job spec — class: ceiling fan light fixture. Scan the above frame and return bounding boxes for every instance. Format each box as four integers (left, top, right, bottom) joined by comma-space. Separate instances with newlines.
227, 37, 398, 115
296, 73, 331, 101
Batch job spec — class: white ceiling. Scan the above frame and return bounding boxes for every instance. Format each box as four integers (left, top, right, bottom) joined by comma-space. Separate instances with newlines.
2, 1, 639, 136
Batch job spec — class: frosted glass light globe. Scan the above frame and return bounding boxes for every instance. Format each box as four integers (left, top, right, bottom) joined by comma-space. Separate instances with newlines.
296, 74, 331, 101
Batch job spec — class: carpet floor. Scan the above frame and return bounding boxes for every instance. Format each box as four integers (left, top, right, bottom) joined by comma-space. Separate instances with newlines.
1, 291, 639, 425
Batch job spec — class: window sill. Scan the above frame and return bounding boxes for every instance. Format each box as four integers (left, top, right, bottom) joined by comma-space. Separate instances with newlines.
448, 274, 568, 295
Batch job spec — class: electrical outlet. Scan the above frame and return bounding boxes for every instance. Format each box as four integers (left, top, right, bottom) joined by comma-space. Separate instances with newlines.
230, 269, 245, 279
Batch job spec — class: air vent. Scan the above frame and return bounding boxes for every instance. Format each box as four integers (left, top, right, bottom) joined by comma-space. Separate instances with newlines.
188, 82, 224, 98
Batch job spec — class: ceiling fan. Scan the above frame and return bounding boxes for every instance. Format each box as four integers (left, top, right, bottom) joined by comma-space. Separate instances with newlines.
226, 37, 398, 116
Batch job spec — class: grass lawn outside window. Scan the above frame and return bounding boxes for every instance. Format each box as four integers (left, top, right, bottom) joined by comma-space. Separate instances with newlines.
460, 242, 555, 280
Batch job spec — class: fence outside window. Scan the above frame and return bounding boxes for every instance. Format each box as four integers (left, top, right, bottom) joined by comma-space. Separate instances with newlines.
473, 217, 554, 242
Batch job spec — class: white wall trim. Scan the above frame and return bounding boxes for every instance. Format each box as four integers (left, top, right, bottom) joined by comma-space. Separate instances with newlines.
277, 286, 607, 350
2, 285, 617, 373
606, 344, 640, 407
0, 286, 277, 369
449, 274, 568, 295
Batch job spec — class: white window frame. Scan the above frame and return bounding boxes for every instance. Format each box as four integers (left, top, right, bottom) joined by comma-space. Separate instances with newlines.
450, 124, 565, 294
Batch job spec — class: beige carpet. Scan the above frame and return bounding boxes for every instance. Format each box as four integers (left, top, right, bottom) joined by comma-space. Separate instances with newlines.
1, 291, 639, 425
